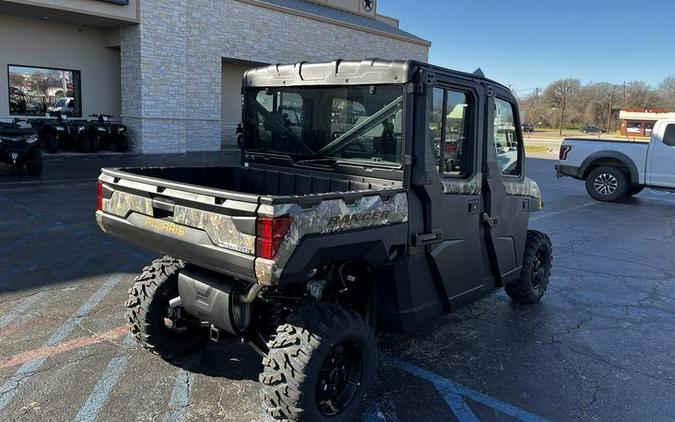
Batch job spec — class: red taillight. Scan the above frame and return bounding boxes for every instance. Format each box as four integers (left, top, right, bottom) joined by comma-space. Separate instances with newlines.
256, 216, 291, 259
559, 145, 572, 160
96, 180, 103, 211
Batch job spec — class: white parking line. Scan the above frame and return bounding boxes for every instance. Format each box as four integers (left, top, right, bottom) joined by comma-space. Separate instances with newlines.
0, 271, 129, 411
530, 201, 597, 221
74, 355, 130, 422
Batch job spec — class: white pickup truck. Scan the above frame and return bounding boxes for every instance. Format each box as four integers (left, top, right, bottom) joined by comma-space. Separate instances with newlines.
556, 119, 675, 201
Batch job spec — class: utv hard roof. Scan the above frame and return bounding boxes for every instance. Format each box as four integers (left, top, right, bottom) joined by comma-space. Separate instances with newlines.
243, 59, 509, 90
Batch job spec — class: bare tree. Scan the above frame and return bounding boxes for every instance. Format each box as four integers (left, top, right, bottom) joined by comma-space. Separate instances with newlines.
545, 79, 580, 135
658, 75, 675, 110
624, 81, 660, 109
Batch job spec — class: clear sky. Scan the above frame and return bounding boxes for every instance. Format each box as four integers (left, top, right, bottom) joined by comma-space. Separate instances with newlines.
378, 0, 675, 94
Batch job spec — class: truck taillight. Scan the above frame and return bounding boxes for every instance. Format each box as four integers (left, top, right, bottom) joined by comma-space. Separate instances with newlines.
256, 216, 291, 259
559, 145, 572, 160
96, 180, 103, 211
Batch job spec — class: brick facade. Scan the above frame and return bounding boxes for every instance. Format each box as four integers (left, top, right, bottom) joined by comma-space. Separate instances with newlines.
120, 0, 429, 153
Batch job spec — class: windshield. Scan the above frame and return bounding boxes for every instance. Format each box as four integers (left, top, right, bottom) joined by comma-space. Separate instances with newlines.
244, 85, 404, 166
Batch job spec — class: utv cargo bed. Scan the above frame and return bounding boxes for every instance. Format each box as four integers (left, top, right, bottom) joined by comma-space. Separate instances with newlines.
96, 165, 404, 283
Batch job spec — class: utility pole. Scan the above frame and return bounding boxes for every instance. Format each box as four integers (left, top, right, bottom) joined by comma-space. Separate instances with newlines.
622, 81, 626, 109
607, 89, 613, 132
559, 81, 567, 136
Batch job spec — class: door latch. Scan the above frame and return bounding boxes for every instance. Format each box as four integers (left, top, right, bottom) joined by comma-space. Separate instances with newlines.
481, 212, 499, 228
413, 230, 442, 247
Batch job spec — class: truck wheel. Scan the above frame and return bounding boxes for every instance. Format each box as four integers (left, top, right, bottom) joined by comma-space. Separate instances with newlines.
505, 230, 552, 304
126, 256, 207, 360
260, 303, 376, 421
629, 185, 644, 196
25, 148, 43, 177
585, 166, 629, 202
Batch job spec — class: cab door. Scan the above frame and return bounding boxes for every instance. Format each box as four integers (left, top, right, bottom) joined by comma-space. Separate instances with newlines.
481, 90, 531, 284
647, 122, 675, 188
422, 82, 487, 308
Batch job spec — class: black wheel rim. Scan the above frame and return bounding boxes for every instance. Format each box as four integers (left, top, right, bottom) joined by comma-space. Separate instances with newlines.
530, 250, 547, 289
316, 340, 363, 416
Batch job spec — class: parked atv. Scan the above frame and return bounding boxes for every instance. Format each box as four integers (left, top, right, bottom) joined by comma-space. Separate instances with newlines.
96, 59, 552, 420
0, 120, 42, 176
87, 114, 128, 152
30, 114, 128, 154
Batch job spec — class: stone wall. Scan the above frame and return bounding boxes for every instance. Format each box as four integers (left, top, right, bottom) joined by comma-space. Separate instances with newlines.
121, 0, 428, 153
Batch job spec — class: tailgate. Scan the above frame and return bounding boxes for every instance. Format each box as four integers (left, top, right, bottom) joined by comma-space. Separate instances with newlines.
96, 168, 260, 282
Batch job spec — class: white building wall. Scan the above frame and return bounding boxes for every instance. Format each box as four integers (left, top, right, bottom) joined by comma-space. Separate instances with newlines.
0, 14, 121, 118
121, 0, 428, 153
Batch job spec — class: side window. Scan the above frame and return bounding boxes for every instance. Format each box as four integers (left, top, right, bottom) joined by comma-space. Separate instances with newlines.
663, 124, 675, 147
429, 87, 472, 177
494, 98, 521, 176
444, 91, 469, 176
429, 88, 444, 169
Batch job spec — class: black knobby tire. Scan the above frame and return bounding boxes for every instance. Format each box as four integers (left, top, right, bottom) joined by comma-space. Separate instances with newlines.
25, 148, 43, 177
87, 132, 100, 153
116, 135, 129, 152
260, 303, 377, 421
43, 133, 58, 154
505, 230, 552, 304
629, 185, 644, 196
126, 256, 207, 360
585, 166, 629, 202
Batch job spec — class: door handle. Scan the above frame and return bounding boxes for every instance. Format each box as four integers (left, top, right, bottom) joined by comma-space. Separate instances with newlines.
481, 212, 499, 228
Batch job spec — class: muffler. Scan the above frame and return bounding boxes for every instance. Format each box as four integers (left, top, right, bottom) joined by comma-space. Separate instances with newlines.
177, 265, 257, 335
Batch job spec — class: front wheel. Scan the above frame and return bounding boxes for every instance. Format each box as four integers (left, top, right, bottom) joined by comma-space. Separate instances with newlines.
505, 230, 552, 304
25, 148, 43, 176
126, 256, 207, 360
585, 166, 629, 202
260, 303, 377, 421
43, 133, 58, 154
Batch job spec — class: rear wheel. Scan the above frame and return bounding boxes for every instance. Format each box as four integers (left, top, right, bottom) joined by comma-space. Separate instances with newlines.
115, 135, 128, 152
505, 230, 552, 304
585, 166, 629, 202
260, 302, 377, 421
126, 256, 207, 360
25, 148, 43, 176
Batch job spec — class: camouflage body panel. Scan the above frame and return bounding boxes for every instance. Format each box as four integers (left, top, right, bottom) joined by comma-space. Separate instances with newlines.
102, 191, 152, 218
103, 191, 255, 255
173, 206, 255, 255
441, 172, 482, 195
504, 177, 542, 201
255, 191, 408, 285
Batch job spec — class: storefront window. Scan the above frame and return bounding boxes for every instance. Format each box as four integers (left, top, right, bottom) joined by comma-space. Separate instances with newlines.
626, 121, 642, 133
8, 65, 81, 117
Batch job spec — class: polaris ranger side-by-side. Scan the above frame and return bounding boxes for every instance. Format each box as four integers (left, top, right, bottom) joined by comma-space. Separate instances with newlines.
95, 59, 552, 421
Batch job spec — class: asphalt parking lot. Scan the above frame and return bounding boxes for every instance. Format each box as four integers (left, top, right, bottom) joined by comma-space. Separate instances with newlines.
1, 152, 674, 421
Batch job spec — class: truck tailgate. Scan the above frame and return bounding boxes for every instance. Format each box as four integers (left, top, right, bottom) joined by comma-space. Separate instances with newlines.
96, 168, 260, 282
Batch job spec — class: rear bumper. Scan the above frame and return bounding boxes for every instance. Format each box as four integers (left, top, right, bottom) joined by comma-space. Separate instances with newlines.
555, 164, 582, 179
96, 211, 258, 283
